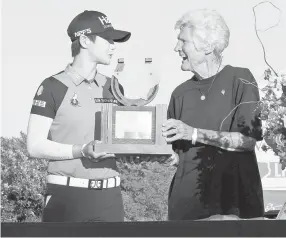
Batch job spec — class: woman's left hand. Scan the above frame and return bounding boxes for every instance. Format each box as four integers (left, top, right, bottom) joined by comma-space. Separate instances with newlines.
161, 119, 193, 143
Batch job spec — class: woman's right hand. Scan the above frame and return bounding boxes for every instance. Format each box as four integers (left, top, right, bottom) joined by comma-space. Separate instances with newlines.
163, 152, 179, 167
82, 140, 115, 162
170, 152, 179, 167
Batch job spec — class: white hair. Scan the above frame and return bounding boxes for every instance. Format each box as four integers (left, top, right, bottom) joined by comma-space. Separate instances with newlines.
175, 9, 230, 60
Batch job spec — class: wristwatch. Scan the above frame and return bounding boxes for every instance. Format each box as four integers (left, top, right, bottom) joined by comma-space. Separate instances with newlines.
191, 128, 198, 145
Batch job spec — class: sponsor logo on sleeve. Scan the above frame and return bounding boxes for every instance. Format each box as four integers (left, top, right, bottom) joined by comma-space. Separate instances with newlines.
33, 100, 46, 108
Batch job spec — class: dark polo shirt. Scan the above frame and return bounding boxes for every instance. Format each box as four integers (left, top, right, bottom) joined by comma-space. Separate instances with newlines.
30, 65, 123, 179
167, 65, 264, 220
168, 65, 263, 138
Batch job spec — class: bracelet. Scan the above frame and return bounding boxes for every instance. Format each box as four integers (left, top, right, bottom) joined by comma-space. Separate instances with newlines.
80, 144, 87, 158
191, 128, 198, 145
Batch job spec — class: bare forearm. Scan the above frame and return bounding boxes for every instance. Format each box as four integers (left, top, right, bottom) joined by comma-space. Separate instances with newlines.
196, 128, 256, 152
162, 119, 256, 152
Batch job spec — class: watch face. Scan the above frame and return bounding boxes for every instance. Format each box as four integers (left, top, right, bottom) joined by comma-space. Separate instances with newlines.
111, 58, 160, 106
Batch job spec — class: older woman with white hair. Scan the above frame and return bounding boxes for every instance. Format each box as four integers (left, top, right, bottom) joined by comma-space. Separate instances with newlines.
162, 9, 264, 220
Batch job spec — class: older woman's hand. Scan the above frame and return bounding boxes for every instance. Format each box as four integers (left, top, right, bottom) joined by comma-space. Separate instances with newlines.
161, 119, 194, 143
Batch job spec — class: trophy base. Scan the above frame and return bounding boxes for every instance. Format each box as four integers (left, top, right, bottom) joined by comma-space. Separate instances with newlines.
93, 144, 173, 155
97, 104, 172, 158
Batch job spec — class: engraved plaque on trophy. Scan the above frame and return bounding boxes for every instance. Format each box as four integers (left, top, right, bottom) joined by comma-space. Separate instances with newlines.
93, 58, 173, 156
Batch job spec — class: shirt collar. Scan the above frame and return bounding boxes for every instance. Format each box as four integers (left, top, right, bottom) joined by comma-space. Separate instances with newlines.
65, 64, 99, 86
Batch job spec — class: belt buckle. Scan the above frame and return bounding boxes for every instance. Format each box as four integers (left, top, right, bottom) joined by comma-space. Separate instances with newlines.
88, 179, 104, 190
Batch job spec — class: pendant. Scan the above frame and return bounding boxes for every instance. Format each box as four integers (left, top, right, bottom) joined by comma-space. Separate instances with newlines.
201, 95, 206, 100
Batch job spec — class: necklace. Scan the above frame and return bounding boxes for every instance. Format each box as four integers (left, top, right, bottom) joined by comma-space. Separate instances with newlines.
198, 60, 223, 101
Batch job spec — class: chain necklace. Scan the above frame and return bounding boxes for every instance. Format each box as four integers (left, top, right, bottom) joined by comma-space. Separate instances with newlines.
198, 59, 223, 101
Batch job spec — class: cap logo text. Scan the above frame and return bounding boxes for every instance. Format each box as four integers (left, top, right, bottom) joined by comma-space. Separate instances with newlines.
98, 16, 112, 28
74, 28, 92, 37
98, 16, 110, 24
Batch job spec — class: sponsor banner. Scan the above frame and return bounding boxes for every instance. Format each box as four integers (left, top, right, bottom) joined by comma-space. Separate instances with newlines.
256, 146, 286, 212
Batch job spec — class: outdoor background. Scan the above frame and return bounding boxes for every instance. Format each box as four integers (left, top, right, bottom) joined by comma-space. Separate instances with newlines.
1, 0, 286, 222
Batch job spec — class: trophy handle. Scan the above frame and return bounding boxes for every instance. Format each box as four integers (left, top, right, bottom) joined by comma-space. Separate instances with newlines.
111, 58, 159, 106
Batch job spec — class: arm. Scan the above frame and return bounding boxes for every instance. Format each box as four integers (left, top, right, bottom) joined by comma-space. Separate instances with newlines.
164, 90, 256, 152
197, 69, 262, 151
196, 128, 256, 152
162, 120, 256, 152
162, 68, 262, 152
27, 78, 109, 161
27, 114, 109, 160
27, 113, 82, 160
27, 78, 83, 160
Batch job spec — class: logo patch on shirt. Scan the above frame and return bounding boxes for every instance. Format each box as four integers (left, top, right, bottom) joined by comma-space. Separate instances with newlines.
221, 89, 226, 95
94, 98, 119, 104
33, 100, 46, 107
70, 93, 81, 107
37, 85, 44, 96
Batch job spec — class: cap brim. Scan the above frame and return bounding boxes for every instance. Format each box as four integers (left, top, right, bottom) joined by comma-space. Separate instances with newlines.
97, 29, 131, 43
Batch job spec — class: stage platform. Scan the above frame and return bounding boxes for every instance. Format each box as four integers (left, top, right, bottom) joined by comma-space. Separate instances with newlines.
2, 220, 286, 237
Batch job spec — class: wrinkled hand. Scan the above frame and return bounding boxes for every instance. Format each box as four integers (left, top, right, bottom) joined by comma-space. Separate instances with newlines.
162, 152, 179, 167
83, 140, 115, 162
170, 152, 179, 167
161, 119, 193, 143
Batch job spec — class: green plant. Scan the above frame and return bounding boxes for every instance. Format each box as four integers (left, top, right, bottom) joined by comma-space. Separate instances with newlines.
257, 69, 286, 162
118, 160, 175, 221
1, 132, 48, 222
1, 133, 175, 222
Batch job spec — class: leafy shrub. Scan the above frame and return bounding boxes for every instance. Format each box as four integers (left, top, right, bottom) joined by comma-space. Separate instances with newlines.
1, 132, 175, 222
1, 132, 47, 222
118, 160, 175, 221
